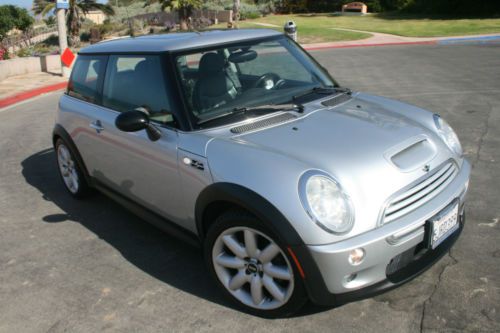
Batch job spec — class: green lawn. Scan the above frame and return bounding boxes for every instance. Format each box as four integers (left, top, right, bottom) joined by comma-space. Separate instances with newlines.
220, 13, 500, 43
213, 21, 371, 44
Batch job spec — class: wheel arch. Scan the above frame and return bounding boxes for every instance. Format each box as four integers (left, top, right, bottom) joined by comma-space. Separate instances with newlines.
195, 182, 303, 245
195, 182, 333, 305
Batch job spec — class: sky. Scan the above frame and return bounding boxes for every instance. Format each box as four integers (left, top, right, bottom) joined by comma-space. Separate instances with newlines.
0, 0, 107, 10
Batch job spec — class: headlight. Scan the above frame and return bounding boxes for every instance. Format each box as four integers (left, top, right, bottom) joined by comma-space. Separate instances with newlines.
433, 114, 463, 156
299, 171, 354, 234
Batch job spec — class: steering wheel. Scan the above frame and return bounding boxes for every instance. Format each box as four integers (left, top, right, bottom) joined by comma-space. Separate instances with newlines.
253, 73, 282, 90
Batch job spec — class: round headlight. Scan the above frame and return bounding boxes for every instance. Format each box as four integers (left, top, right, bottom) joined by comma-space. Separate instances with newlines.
433, 114, 463, 156
299, 171, 354, 234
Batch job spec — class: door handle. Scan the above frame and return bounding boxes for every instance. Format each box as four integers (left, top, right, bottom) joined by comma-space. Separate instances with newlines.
89, 120, 104, 133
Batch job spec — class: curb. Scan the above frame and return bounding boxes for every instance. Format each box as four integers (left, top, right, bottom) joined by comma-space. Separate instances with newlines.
0, 81, 67, 109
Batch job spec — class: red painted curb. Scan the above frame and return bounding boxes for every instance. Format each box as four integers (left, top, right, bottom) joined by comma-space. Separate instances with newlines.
303, 40, 437, 51
0, 81, 67, 109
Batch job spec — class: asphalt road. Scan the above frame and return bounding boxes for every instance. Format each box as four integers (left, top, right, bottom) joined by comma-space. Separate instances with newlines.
1, 43, 499, 332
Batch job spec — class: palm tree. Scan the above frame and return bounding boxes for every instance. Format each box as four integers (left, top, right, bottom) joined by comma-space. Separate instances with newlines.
144, 0, 202, 31
33, 0, 115, 45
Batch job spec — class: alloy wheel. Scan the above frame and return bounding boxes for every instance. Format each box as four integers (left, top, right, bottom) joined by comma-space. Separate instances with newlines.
212, 226, 294, 310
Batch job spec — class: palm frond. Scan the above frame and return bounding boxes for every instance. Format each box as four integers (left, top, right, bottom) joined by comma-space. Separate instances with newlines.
91, 3, 115, 16
40, 2, 56, 17
32, 0, 55, 15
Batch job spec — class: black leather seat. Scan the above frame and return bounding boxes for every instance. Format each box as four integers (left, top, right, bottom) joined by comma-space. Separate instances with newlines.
192, 52, 238, 113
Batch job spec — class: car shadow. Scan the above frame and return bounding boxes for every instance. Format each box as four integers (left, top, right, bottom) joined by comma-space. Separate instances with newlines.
21, 148, 334, 318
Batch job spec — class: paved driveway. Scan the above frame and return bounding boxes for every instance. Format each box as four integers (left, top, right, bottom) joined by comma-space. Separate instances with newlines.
0, 43, 499, 332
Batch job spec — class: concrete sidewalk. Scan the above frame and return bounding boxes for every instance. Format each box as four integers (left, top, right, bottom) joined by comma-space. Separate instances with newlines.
0, 71, 67, 108
304, 29, 500, 50
0, 71, 65, 101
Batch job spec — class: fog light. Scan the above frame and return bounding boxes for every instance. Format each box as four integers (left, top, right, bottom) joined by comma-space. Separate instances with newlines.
348, 248, 365, 265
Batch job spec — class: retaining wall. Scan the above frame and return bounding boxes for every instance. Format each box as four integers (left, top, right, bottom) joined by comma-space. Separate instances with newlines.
0, 55, 61, 81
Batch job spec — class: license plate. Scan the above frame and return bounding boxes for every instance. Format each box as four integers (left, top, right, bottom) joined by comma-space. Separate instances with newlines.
428, 202, 459, 249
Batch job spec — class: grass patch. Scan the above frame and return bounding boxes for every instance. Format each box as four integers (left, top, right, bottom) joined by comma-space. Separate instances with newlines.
213, 21, 370, 44
236, 13, 500, 39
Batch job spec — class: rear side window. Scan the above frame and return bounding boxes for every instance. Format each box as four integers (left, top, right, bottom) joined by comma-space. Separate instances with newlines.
68, 55, 106, 103
102, 55, 172, 123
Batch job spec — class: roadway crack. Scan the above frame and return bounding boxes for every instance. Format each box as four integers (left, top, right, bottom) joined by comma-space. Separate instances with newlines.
419, 251, 458, 332
473, 101, 493, 167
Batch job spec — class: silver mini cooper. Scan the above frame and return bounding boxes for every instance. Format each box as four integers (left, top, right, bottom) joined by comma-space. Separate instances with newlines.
53, 29, 470, 317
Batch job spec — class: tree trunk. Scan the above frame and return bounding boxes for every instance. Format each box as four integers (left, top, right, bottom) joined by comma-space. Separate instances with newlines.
180, 18, 188, 31
179, 6, 189, 31
233, 0, 240, 28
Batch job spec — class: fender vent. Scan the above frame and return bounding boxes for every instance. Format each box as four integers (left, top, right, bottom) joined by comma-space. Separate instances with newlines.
321, 93, 352, 107
230, 113, 296, 134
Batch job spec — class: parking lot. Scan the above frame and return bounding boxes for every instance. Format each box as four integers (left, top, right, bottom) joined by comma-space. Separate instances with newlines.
0, 42, 499, 332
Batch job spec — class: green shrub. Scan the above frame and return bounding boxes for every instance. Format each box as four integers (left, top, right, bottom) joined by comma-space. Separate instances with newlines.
240, 3, 261, 20
98, 21, 115, 35
202, 0, 231, 11
16, 47, 31, 57
32, 44, 51, 55
80, 31, 91, 42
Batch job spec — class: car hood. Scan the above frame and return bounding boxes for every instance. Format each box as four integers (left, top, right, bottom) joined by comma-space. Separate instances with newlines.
202, 92, 459, 243
235, 93, 446, 174
233, 93, 454, 216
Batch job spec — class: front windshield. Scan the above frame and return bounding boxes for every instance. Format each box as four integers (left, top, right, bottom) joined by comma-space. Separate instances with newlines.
174, 36, 336, 129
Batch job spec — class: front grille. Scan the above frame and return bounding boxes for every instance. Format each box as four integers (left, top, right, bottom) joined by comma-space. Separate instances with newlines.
382, 160, 459, 224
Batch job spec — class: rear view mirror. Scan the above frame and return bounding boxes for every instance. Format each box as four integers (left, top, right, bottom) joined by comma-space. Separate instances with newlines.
228, 50, 257, 63
115, 110, 149, 132
115, 109, 162, 141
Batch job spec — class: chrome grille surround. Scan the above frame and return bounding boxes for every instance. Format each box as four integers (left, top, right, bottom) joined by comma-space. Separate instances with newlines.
380, 159, 459, 225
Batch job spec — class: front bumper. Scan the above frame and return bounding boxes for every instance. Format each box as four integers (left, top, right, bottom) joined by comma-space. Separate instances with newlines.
302, 159, 470, 305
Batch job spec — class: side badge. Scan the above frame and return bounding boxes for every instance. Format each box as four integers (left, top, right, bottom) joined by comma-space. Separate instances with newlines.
183, 157, 204, 170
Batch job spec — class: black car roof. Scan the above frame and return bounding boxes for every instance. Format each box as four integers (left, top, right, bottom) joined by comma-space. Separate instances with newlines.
79, 29, 282, 54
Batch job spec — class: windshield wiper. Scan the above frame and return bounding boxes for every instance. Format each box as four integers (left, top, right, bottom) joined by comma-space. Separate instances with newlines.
293, 86, 351, 101
197, 103, 303, 126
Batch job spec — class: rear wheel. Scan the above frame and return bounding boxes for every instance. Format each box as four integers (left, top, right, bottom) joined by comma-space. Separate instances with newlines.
55, 139, 91, 198
205, 210, 307, 317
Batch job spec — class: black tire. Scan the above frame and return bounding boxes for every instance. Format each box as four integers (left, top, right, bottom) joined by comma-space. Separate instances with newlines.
204, 210, 308, 318
55, 138, 92, 199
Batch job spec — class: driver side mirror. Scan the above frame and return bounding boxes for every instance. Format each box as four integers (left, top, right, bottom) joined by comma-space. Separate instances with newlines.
115, 109, 162, 141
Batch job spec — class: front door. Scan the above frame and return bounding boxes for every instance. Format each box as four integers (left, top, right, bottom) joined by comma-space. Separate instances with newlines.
85, 54, 183, 222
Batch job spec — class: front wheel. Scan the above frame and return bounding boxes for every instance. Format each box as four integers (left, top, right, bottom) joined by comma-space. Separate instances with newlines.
204, 210, 308, 317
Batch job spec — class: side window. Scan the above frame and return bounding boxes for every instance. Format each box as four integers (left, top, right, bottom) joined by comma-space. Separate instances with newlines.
102, 55, 173, 124
68, 55, 106, 103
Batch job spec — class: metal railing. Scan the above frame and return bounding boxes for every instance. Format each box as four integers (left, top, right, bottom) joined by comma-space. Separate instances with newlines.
1, 25, 58, 51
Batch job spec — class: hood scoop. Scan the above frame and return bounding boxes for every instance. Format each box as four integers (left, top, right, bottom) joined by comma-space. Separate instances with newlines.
321, 93, 352, 107
230, 113, 296, 134
385, 135, 437, 172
